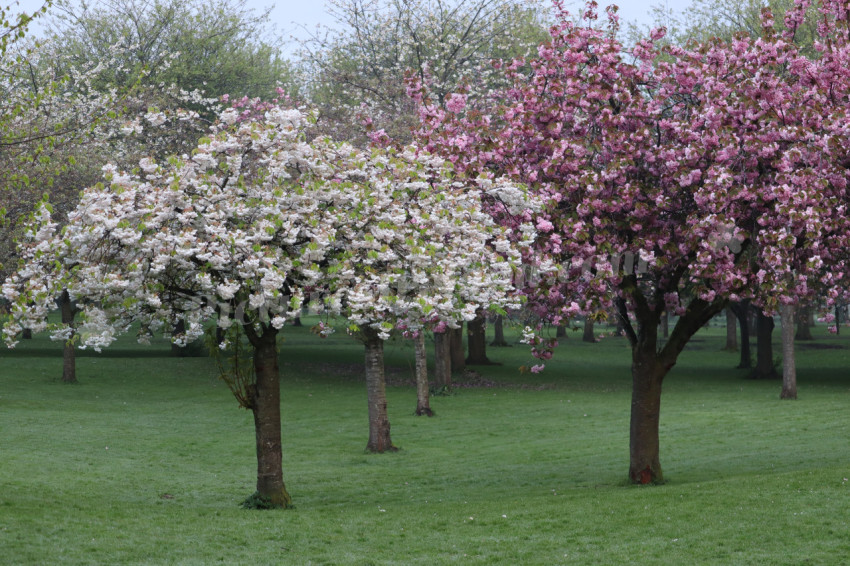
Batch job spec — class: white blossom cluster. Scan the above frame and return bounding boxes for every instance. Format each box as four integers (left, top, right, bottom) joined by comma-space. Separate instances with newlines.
2, 105, 536, 348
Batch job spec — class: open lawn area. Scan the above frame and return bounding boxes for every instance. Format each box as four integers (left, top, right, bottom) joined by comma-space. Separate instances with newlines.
2, 320, 850, 564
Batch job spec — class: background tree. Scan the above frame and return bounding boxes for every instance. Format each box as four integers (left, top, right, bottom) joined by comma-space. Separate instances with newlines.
300, 0, 550, 144
43, 0, 296, 104
630, 0, 818, 47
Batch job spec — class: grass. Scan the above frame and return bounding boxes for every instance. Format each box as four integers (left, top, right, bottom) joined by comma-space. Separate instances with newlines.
2, 318, 850, 564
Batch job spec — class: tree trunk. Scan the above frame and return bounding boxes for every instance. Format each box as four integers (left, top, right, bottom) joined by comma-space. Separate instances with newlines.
59, 290, 77, 384
614, 309, 626, 337
780, 304, 797, 400
450, 325, 465, 371
629, 350, 665, 484
835, 303, 842, 336
555, 323, 567, 338
291, 316, 302, 327
750, 308, 778, 380
795, 306, 813, 340
582, 318, 596, 343
491, 314, 510, 346
617, 287, 726, 486
22, 327, 32, 340
248, 327, 292, 508
414, 333, 433, 416
731, 300, 751, 369
466, 311, 493, 364
433, 331, 452, 389
748, 303, 759, 335
724, 306, 737, 352
171, 319, 187, 357
363, 327, 396, 452
660, 311, 669, 339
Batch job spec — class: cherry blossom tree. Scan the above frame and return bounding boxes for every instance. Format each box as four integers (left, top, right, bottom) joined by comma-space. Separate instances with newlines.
414, 0, 850, 483
3, 106, 338, 507
4, 96, 536, 505
325, 147, 535, 451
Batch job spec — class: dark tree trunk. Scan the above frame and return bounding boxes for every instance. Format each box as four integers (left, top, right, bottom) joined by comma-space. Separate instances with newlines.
750, 308, 778, 380
246, 326, 292, 508
555, 323, 567, 338
795, 306, 813, 340
362, 327, 396, 452
491, 314, 510, 346
724, 306, 737, 352
171, 319, 187, 357
780, 304, 797, 400
414, 333, 433, 416
835, 304, 842, 336
660, 311, 669, 339
615, 310, 626, 337
617, 287, 726, 486
22, 327, 32, 339
730, 300, 751, 369
748, 303, 759, 335
291, 317, 303, 327
433, 331, 452, 389
466, 311, 494, 365
59, 290, 77, 384
582, 318, 596, 343
629, 349, 665, 484
450, 326, 465, 371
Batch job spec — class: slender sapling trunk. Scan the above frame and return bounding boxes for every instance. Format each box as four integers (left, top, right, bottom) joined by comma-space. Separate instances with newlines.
414, 333, 433, 416
780, 304, 797, 399
59, 289, 77, 384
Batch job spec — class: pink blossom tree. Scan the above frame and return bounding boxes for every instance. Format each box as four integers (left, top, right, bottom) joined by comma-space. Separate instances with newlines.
414, 0, 850, 483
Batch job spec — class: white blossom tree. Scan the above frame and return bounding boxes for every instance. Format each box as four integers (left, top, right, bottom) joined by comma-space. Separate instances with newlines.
300, 0, 550, 144
3, 98, 536, 504
323, 147, 536, 451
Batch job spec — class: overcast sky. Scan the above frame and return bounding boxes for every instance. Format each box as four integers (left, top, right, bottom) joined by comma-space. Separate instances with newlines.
10, 0, 696, 56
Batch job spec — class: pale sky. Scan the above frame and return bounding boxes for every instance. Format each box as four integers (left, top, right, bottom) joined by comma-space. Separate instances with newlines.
8, 0, 696, 56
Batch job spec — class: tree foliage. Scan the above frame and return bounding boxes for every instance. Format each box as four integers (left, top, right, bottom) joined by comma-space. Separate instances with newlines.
2, 98, 535, 502
43, 0, 296, 101
301, 0, 551, 144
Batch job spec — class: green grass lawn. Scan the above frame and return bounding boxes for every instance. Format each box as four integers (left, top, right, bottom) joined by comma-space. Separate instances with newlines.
2, 318, 850, 564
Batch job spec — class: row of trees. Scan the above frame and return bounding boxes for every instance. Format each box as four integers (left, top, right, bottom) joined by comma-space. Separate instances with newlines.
2, 99, 538, 506
6, 0, 850, 503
